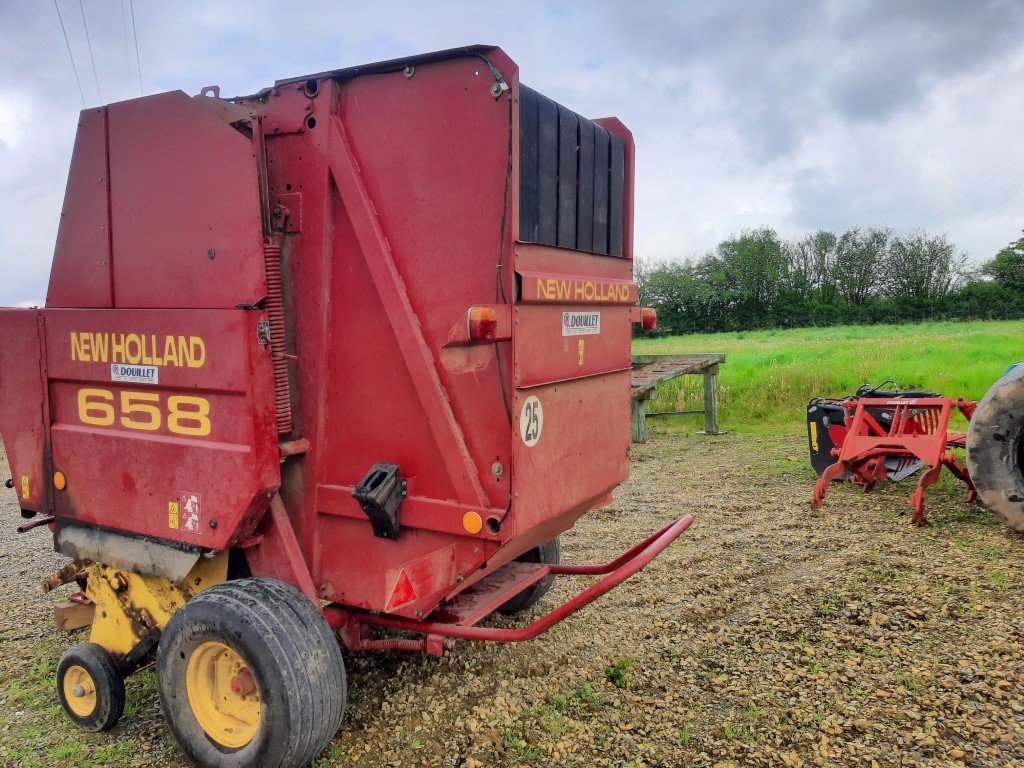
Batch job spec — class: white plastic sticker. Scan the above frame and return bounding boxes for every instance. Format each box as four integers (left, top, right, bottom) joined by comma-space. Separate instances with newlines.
519, 396, 543, 447
562, 311, 601, 336
179, 491, 202, 534
111, 363, 159, 385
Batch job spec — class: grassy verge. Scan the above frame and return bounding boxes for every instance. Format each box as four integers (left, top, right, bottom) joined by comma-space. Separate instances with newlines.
633, 319, 1024, 433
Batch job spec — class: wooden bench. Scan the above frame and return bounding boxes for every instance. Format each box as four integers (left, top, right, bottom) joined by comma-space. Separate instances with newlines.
630, 353, 726, 442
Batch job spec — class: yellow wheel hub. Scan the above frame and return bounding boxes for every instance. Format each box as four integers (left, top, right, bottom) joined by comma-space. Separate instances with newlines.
185, 641, 261, 749
62, 665, 97, 718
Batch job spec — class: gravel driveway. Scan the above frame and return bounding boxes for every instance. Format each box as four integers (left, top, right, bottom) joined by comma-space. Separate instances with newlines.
2, 432, 1023, 767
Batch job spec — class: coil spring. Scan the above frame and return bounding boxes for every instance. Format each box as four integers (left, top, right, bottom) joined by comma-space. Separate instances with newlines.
263, 241, 293, 434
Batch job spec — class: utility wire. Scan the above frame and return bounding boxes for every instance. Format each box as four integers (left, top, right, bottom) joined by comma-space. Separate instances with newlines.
939, 188, 1024, 237
938, 176, 1024, 233
78, 0, 102, 103
926, 154, 1024, 232
121, 0, 132, 93
53, 0, 86, 107
128, 0, 143, 94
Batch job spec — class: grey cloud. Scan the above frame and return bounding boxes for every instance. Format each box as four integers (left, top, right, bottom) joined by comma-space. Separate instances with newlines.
597, 0, 1023, 162
1, 1, 1022, 306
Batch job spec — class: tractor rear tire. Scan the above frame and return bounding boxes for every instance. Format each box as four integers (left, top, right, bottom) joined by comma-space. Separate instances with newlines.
156, 578, 346, 768
496, 537, 560, 615
56, 642, 125, 732
967, 365, 1024, 532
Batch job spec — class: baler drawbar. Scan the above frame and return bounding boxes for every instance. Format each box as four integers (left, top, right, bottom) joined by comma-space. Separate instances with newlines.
0, 45, 685, 768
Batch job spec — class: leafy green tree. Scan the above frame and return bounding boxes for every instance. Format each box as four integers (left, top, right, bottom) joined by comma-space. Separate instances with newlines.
634, 226, 1024, 336
833, 227, 891, 305
982, 232, 1024, 293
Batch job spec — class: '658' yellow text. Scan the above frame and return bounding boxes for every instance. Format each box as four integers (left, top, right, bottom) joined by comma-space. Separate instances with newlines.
77, 388, 212, 437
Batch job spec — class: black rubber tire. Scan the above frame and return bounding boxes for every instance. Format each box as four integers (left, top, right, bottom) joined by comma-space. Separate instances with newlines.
57, 642, 125, 732
157, 578, 346, 768
967, 365, 1024, 532
496, 537, 561, 615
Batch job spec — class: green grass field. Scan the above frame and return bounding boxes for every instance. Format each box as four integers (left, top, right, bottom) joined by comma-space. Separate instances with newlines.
633, 320, 1024, 433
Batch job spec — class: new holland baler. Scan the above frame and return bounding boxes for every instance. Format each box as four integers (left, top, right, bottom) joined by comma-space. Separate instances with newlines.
0, 46, 687, 767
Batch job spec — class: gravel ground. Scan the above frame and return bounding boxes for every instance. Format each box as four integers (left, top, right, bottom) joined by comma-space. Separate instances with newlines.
2, 431, 1024, 768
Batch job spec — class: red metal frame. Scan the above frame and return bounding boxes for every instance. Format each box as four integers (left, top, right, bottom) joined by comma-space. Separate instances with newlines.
0, 47, 683, 654
811, 397, 977, 524
324, 514, 693, 652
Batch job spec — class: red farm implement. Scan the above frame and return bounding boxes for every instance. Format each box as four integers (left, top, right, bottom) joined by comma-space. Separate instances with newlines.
0, 46, 680, 768
810, 394, 977, 524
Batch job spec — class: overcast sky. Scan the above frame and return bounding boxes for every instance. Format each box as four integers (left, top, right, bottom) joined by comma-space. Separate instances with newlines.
1, 0, 1022, 307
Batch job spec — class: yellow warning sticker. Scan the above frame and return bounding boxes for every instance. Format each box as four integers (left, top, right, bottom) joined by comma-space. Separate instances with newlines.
20, 476, 29, 500
168, 501, 180, 530
578, 339, 585, 366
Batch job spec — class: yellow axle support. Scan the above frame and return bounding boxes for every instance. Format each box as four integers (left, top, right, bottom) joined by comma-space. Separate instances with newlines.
83, 554, 228, 659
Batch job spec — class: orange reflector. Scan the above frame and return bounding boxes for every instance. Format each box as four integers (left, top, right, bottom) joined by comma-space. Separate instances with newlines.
462, 511, 483, 534
467, 307, 498, 341
641, 307, 658, 330
53, 471, 67, 491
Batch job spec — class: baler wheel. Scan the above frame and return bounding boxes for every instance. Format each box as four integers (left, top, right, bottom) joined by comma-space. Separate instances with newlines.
156, 578, 346, 768
967, 365, 1024, 532
496, 537, 561, 615
56, 642, 126, 732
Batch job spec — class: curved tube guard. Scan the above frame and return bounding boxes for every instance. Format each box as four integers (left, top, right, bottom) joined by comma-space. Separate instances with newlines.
325, 514, 694, 648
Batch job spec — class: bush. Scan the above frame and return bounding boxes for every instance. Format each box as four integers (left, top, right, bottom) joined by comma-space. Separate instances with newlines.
636, 228, 1024, 335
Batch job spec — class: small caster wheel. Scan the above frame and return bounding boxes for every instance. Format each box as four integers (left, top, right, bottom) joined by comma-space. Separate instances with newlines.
57, 642, 125, 732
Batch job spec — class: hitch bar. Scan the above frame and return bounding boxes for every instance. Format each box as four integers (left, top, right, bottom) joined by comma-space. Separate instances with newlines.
327, 513, 694, 643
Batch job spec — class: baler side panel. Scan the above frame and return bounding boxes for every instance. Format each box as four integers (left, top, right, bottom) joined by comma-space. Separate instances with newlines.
511, 246, 634, 537
510, 373, 631, 534
105, 91, 267, 310
319, 57, 514, 508
42, 309, 280, 550
46, 108, 113, 308
245, 49, 636, 618
303, 56, 518, 614
0, 309, 49, 513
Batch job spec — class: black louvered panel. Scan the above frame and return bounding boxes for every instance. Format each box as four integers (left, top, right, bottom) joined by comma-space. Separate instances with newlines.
536, 92, 559, 245
608, 133, 625, 257
591, 124, 610, 254
576, 119, 595, 252
519, 86, 540, 243
518, 85, 625, 256
556, 105, 578, 248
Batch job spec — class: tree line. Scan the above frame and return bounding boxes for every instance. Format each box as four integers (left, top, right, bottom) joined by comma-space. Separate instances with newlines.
636, 228, 1024, 335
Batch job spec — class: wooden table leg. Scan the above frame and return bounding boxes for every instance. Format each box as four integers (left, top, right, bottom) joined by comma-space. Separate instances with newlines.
631, 397, 647, 443
702, 365, 721, 435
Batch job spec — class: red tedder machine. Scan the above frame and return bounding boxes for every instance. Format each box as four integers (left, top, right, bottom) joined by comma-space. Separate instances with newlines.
0, 47, 688, 767
808, 385, 977, 524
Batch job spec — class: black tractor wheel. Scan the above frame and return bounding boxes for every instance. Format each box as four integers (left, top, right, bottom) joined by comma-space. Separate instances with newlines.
156, 578, 346, 768
57, 642, 126, 732
967, 365, 1024, 532
496, 537, 560, 615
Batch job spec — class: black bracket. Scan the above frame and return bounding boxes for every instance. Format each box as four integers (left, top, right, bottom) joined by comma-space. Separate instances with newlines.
352, 463, 406, 541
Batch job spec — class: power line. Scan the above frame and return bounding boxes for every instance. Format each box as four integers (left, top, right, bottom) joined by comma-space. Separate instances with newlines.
128, 0, 143, 95
53, 0, 86, 107
939, 188, 1024, 238
938, 175, 1024, 233
77, 0, 102, 103
121, 0, 132, 93
928, 155, 1024, 230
